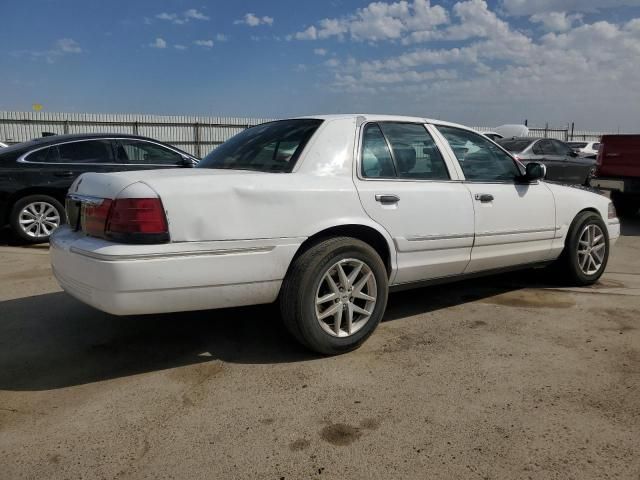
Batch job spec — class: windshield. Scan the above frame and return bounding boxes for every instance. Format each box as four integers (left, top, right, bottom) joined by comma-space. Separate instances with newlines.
197, 119, 323, 172
496, 139, 532, 153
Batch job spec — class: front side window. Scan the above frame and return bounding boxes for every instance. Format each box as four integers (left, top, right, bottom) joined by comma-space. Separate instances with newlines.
117, 140, 182, 165
437, 126, 521, 182
57, 140, 114, 163
361, 122, 449, 180
198, 119, 323, 172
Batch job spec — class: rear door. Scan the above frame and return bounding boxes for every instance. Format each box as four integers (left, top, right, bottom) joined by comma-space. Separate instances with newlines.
21, 139, 120, 192
434, 126, 556, 273
353, 122, 475, 285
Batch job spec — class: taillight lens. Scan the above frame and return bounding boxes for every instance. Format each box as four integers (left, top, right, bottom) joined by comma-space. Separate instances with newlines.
106, 198, 169, 244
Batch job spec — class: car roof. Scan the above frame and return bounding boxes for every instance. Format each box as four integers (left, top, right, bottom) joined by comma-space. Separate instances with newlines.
293, 113, 472, 130
0, 133, 189, 156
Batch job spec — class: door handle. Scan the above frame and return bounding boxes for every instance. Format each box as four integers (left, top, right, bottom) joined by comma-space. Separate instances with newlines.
375, 194, 400, 204
54, 171, 75, 178
475, 193, 494, 203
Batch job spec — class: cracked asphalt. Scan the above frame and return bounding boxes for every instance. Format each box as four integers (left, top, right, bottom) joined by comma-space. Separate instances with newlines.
0, 219, 638, 479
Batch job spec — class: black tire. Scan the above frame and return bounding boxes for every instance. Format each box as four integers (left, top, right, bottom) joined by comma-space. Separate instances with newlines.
279, 237, 388, 355
611, 192, 639, 217
557, 211, 609, 286
9, 194, 66, 244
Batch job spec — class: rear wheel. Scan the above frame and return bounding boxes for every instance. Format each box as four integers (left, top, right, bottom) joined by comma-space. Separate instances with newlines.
10, 195, 65, 243
557, 211, 609, 286
280, 237, 388, 355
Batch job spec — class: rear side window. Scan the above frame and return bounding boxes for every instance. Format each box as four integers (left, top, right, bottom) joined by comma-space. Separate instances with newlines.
568, 142, 587, 149
117, 140, 182, 165
361, 122, 449, 180
198, 119, 322, 172
58, 140, 115, 163
361, 124, 396, 178
24, 146, 60, 163
592, 143, 600, 150
497, 139, 532, 153
533, 140, 555, 155
437, 126, 521, 182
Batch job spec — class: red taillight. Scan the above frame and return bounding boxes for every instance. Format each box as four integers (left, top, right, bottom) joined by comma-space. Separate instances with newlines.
106, 198, 169, 243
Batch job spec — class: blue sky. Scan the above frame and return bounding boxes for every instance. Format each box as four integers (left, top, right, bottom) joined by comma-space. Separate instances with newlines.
2, 0, 640, 130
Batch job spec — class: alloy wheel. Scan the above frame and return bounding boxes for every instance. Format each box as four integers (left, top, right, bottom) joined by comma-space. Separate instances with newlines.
577, 224, 606, 275
18, 201, 61, 239
315, 258, 377, 338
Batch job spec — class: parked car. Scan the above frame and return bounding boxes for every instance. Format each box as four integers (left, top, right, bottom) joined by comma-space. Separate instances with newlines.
590, 134, 640, 216
497, 137, 596, 185
567, 141, 600, 158
0, 133, 198, 243
50, 115, 619, 354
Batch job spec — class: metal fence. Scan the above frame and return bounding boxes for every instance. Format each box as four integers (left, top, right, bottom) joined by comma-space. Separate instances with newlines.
0, 111, 276, 157
1, 111, 629, 156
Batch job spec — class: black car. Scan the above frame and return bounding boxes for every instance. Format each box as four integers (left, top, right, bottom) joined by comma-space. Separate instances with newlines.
0, 133, 198, 243
497, 137, 596, 185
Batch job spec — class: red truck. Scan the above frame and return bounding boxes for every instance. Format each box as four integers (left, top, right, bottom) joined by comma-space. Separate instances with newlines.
590, 134, 640, 216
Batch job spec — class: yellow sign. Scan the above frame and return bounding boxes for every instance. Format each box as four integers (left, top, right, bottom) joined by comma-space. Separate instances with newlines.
32, 104, 43, 111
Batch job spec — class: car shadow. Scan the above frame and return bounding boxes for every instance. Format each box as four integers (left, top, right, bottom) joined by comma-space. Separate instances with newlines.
0, 269, 546, 392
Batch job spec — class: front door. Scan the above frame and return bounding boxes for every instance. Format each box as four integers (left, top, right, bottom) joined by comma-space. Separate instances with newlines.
353, 121, 475, 285
435, 126, 556, 273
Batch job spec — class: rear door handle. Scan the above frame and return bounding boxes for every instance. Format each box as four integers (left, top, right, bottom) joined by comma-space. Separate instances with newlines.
475, 193, 494, 203
375, 194, 400, 204
54, 171, 75, 178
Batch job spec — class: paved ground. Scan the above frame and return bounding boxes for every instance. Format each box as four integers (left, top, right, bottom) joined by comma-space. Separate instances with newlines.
0, 219, 638, 480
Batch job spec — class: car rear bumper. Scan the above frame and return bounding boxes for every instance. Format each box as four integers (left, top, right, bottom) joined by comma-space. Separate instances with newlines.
50, 226, 304, 315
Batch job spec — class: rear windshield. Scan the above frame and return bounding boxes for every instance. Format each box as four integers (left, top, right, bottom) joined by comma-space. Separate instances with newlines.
496, 139, 532, 153
197, 119, 323, 172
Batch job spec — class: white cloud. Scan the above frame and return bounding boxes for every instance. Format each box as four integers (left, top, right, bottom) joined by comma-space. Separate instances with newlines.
155, 8, 209, 25
194, 39, 214, 48
149, 37, 167, 49
12, 38, 84, 63
314, 48, 328, 56
216, 33, 228, 42
184, 9, 209, 21
235, 13, 274, 27
501, 0, 640, 16
310, 0, 640, 129
56, 38, 82, 54
174, 44, 187, 50
530, 11, 583, 32
292, 0, 448, 42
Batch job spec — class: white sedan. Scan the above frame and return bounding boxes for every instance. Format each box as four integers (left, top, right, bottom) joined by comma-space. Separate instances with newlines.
50, 115, 620, 354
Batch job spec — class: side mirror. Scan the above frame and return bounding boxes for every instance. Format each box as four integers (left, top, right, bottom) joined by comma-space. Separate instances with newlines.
180, 156, 197, 168
522, 162, 546, 181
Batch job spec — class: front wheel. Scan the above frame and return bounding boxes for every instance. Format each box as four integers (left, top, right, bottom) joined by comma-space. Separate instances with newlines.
279, 237, 388, 355
558, 211, 609, 286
